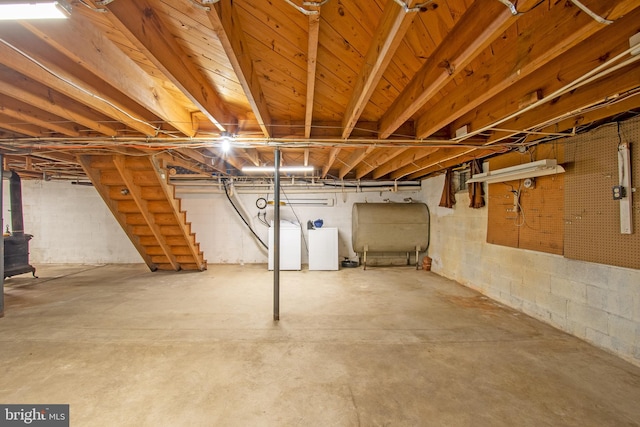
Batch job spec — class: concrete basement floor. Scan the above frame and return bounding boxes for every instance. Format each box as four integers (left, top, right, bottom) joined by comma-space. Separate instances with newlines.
1, 264, 640, 426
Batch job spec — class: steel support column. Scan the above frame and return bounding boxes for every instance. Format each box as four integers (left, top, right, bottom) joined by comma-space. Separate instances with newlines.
1, 153, 4, 318
273, 148, 280, 321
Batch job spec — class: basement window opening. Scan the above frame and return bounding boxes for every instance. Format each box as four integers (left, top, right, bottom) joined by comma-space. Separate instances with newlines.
455, 169, 470, 193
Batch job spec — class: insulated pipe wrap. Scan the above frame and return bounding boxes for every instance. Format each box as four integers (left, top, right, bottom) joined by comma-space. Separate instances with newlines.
351, 203, 429, 253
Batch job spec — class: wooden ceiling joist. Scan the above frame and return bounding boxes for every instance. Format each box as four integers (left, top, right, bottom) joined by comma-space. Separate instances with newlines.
239, 148, 261, 166
21, 17, 195, 136
0, 113, 46, 137
338, 146, 375, 179
355, 147, 409, 179
486, 64, 640, 145
377, 0, 541, 139
327, 0, 421, 175
322, 147, 340, 178
0, 0, 638, 182
450, 7, 640, 145
305, 5, 321, 139
205, 147, 245, 172
0, 29, 158, 136
415, 0, 640, 139
208, 1, 272, 137
0, 65, 118, 137
0, 95, 80, 137
173, 147, 228, 176
93, 0, 234, 133
372, 147, 439, 179
342, 0, 420, 140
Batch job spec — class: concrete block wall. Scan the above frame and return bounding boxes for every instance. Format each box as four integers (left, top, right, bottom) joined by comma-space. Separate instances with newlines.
5, 179, 422, 266
178, 186, 423, 264
2, 179, 141, 264
422, 175, 640, 367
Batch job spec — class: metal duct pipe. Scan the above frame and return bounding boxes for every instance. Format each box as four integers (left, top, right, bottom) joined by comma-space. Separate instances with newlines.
9, 171, 24, 236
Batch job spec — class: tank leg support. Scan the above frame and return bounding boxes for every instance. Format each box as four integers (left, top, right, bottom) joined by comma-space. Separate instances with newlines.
363, 247, 367, 271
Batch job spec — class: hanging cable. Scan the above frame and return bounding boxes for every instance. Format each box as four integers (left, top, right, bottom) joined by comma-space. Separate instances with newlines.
283, 0, 321, 15
569, 0, 613, 25
222, 179, 268, 249
0, 38, 163, 137
497, 0, 518, 15
392, 0, 436, 13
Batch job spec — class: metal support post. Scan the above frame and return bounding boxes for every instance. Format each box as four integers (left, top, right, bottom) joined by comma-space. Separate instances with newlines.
273, 148, 280, 321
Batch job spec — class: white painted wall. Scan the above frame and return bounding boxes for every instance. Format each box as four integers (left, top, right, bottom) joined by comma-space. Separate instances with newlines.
177, 185, 423, 264
4, 178, 422, 265
2, 179, 141, 264
422, 175, 640, 367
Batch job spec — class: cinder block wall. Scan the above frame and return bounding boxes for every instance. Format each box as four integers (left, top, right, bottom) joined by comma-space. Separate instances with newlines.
3, 180, 141, 264
422, 176, 640, 367
178, 187, 423, 264
5, 179, 422, 266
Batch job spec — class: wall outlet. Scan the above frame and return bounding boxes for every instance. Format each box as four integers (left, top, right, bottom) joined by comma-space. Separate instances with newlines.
613, 185, 626, 200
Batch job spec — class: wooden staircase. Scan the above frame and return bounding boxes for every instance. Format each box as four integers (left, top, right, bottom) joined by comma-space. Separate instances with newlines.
78, 154, 206, 271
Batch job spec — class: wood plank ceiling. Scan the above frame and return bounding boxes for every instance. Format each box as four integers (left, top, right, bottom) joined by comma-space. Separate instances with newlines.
0, 0, 639, 181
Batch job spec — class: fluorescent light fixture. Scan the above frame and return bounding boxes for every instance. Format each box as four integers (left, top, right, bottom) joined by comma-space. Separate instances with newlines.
267, 198, 334, 206
466, 159, 565, 184
0, 1, 71, 20
242, 165, 315, 173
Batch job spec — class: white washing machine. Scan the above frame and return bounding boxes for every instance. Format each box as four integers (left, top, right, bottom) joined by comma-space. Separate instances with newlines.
268, 221, 301, 270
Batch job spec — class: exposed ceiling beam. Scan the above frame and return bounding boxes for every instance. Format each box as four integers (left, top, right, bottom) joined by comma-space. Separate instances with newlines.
0, 95, 79, 137
328, 0, 420, 175
205, 147, 245, 172
208, 1, 272, 137
524, 92, 640, 144
405, 148, 499, 181
355, 147, 409, 179
21, 17, 195, 136
372, 147, 439, 179
0, 29, 158, 136
0, 65, 118, 137
30, 150, 79, 166
485, 64, 640, 145
305, 5, 321, 139
377, 0, 541, 139
92, 0, 235, 133
398, 64, 640, 180
173, 147, 228, 176
322, 147, 340, 178
158, 152, 213, 177
450, 10, 640, 144
342, 0, 420, 140
339, 146, 375, 179
0, 113, 45, 137
240, 148, 261, 166
415, 0, 640, 139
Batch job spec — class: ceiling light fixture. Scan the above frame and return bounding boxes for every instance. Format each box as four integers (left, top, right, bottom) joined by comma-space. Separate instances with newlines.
220, 131, 232, 153
466, 159, 565, 184
242, 165, 315, 174
0, 1, 72, 20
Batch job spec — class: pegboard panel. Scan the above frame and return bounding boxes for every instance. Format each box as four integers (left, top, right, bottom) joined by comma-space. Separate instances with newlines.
486, 144, 565, 255
519, 175, 564, 254
564, 117, 640, 269
487, 183, 520, 247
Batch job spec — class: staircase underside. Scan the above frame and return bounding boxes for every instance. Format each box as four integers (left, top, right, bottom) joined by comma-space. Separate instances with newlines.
79, 154, 206, 271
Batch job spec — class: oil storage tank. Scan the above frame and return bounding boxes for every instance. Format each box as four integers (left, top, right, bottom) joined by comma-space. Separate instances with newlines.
351, 202, 429, 269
